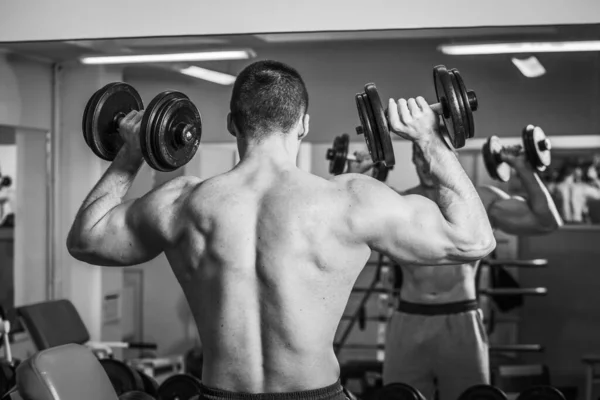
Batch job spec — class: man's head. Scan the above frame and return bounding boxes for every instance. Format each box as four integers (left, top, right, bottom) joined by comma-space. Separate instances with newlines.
228, 60, 309, 142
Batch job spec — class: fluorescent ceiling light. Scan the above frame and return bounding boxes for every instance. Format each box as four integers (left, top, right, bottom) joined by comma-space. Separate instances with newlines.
255, 27, 557, 43
179, 66, 236, 85
80, 49, 254, 65
439, 41, 600, 55
511, 56, 546, 78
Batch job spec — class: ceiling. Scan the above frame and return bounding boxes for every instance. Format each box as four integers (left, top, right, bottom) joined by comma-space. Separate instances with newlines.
1, 24, 600, 65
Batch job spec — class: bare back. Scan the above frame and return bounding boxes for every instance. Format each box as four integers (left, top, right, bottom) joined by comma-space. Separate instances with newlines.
165, 163, 372, 393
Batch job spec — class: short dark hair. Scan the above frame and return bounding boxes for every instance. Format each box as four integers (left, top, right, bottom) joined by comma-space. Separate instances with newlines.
230, 60, 309, 139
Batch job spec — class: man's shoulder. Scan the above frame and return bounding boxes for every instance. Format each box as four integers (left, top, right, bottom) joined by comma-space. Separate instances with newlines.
329, 173, 381, 190
152, 175, 203, 198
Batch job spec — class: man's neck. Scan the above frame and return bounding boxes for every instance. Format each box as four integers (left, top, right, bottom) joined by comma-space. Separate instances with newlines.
238, 135, 299, 166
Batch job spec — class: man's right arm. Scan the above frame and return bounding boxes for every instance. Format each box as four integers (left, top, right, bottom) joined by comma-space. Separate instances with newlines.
345, 173, 494, 266
347, 97, 495, 266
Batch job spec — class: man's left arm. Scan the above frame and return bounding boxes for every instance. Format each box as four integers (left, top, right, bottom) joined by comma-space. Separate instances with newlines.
67, 111, 197, 267
479, 148, 563, 235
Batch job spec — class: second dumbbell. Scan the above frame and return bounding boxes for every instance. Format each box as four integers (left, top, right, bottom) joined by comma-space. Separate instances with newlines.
482, 125, 552, 182
326, 134, 393, 181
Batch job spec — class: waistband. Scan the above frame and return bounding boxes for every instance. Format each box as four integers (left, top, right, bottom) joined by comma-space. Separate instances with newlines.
197, 380, 346, 400
397, 299, 479, 315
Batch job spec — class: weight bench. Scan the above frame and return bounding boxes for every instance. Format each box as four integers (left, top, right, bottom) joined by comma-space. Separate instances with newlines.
16, 299, 157, 358
3, 344, 119, 400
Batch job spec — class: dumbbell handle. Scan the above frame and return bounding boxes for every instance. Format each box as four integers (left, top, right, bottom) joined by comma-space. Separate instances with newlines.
383, 102, 443, 118
430, 103, 443, 115
1, 320, 12, 363
325, 149, 358, 162
496, 138, 550, 160
113, 112, 128, 131
113, 111, 194, 147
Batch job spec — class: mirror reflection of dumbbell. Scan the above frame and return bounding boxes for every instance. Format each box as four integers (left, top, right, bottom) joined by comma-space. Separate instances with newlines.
325, 134, 393, 182
0, 176, 11, 188
482, 125, 551, 182
82, 82, 202, 172
354, 65, 479, 170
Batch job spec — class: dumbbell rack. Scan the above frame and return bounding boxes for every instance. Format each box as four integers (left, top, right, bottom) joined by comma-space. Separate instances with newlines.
479, 257, 548, 354
478, 257, 550, 391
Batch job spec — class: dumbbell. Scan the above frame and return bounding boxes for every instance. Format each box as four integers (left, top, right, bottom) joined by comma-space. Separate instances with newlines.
0, 177, 11, 188
458, 385, 508, 400
98, 359, 159, 400
355, 65, 478, 169
82, 82, 202, 172
326, 134, 393, 182
482, 125, 551, 182
516, 386, 566, 400
157, 373, 203, 400
371, 383, 426, 400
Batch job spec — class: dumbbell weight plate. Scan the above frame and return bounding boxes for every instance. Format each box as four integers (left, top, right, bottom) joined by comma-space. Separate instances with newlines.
135, 370, 160, 399
482, 136, 511, 182
434, 65, 467, 149
82, 83, 115, 150
356, 93, 382, 163
451, 68, 477, 139
447, 70, 469, 144
372, 164, 393, 182
82, 82, 144, 161
523, 125, 551, 171
372, 383, 426, 400
157, 374, 203, 400
140, 91, 202, 172
361, 91, 385, 163
98, 359, 145, 396
326, 134, 350, 175
457, 384, 508, 400
364, 84, 395, 168
516, 386, 566, 400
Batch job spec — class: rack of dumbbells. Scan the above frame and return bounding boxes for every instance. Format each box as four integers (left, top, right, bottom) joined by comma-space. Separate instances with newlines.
478, 257, 556, 398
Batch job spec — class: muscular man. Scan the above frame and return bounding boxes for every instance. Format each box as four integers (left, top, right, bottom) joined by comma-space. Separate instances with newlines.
349, 140, 562, 400
67, 60, 495, 400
